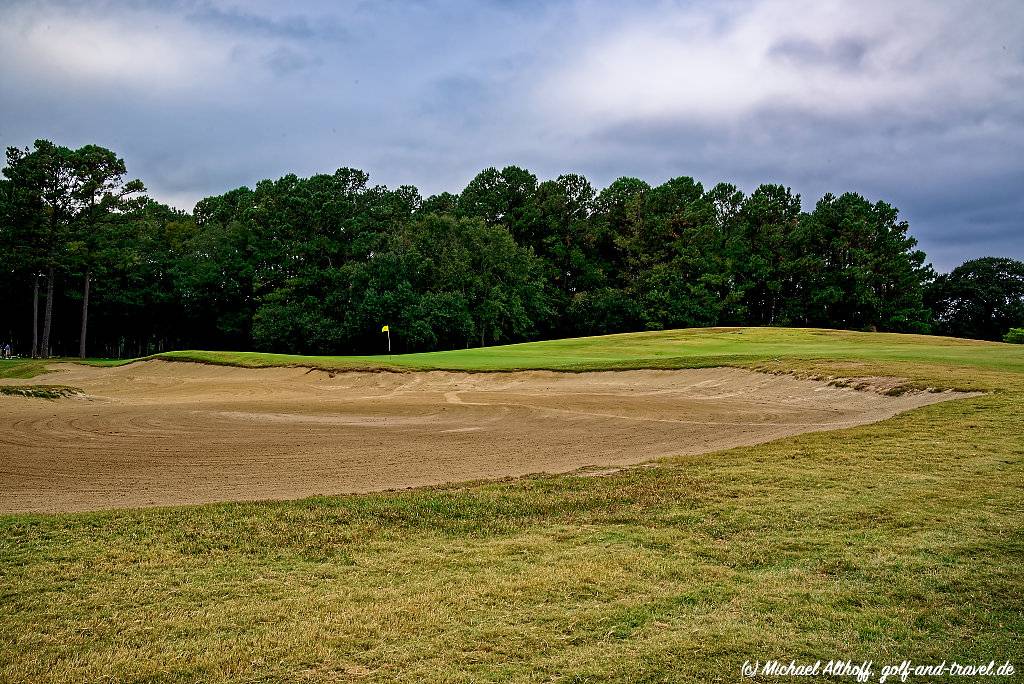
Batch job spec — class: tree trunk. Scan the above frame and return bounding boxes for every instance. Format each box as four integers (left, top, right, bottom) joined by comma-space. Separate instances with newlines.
79, 268, 91, 359
31, 274, 40, 358
40, 266, 55, 358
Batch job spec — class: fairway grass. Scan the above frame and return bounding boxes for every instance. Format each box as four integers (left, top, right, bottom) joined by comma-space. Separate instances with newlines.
154, 327, 1024, 383
1, 328, 1022, 682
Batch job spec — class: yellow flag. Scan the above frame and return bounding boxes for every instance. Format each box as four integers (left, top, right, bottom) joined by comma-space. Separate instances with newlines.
381, 325, 389, 332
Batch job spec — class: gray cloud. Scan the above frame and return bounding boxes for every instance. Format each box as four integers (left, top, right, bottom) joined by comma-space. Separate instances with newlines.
261, 45, 322, 75
768, 36, 871, 71
0, 0, 1021, 271
185, 3, 350, 41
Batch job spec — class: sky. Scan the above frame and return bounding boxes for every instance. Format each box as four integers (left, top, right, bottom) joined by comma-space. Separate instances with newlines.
0, 0, 1021, 271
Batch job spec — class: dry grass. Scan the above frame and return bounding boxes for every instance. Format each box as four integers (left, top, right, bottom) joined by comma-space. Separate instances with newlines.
1, 329, 1022, 682
0, 384, 81, 399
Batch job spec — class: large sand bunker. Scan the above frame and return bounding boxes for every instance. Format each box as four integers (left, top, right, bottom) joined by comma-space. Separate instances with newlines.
0, 361, 972, 513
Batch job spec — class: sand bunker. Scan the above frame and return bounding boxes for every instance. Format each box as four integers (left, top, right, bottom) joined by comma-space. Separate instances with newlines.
0, 361, 972, 513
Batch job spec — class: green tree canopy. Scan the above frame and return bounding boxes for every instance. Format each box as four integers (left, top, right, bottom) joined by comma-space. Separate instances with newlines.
927, 257, 1024, 340
6, 138, 1008, 357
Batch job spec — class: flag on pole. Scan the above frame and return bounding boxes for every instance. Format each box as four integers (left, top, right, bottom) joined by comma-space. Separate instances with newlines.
381, 324, 391, 353
381, 325, 389, 332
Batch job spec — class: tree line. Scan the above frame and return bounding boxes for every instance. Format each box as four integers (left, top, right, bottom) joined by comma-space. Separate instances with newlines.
2, 139, 1022, 358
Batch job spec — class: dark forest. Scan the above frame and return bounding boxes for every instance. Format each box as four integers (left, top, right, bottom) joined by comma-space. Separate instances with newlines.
3, 140, 1022, 358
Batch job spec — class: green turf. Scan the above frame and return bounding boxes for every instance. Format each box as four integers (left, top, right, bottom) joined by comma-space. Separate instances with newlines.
0, 357, 128, 397
0, 356, 131, 379
6, 328, 1023, 387
0, 359, 52, 379
2, 327, 1022, 682
154, 327, 1024, 378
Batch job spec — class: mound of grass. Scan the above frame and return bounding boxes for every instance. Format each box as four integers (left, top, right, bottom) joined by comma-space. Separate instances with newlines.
0, 359, 52, 379
2, 327, 1022, 682
0, 384, 82, 399
0, 357, 133, 380
155, 327, 1024, 392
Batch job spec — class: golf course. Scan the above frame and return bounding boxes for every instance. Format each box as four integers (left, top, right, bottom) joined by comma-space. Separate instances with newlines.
6, 0, 1024, 678
1, 327, 1022, 682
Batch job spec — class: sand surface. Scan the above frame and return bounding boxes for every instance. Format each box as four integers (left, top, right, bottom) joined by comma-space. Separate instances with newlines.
0, 361, 971, 513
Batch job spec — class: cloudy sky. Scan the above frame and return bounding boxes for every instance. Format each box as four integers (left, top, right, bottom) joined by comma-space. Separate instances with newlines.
1, 0, 1021, 270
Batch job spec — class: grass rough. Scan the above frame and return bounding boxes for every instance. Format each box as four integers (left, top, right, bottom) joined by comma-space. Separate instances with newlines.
0, 384, 82, 399
1, 327, 1022, 683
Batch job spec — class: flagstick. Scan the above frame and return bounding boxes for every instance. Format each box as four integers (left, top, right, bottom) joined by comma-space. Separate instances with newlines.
387, 328, 391, 355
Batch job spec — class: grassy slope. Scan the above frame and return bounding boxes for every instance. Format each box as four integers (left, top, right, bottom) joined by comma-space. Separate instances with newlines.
156, 327, 1023, 381
1, 328, 1022, 683
0, 357, 131, 397
0, 357, 130, 387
